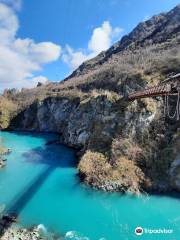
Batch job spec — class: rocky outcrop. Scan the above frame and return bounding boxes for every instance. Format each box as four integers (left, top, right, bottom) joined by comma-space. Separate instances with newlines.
0, 159, 6, 168
0, 214, 59, 240
170, 158, 180, 191
9, 92, 175, 194
169, 134, 180, 191
0, 146, 10, 168
9, 94, 158, 149
1, 227, 40, 240
0, 225, 60, 240
10, 95, 121, 148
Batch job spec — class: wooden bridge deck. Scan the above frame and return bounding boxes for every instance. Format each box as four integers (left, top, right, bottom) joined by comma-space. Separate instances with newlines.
128, 73, 180, 120
128, 73, 180, 101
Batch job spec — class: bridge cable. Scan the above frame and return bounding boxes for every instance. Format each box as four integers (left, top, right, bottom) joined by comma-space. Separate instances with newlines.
165, 90, 180, 120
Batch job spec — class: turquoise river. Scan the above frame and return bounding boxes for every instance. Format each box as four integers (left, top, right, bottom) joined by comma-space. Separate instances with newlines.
0, 131, 180, 240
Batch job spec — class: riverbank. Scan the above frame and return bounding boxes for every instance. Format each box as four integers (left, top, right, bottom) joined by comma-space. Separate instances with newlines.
0, 224, 61, 240
0, 144, 12, 168
0, 213, 61, 240
0, 147, 7, 168
1, 226, 41, 240
0, 147, 10, 156
0, 213, 38, 240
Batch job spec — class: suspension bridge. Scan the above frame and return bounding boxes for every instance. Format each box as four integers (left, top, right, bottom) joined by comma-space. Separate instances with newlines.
128, 73, 180, 120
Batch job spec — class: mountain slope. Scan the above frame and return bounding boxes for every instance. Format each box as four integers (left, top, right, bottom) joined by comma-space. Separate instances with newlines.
66, 4, 180, 79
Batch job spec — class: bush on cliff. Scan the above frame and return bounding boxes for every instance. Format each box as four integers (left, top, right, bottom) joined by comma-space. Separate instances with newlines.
0, 97, 18, 129
78, 150, 145, 194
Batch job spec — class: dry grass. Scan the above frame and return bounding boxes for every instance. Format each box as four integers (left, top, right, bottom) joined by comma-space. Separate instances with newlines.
111, 157, 145, 190
111, 137, 143, 162
0, 96, 18, 129
78, 151, 110, 179
78, 150, 145, 193
53, 40, 180, 95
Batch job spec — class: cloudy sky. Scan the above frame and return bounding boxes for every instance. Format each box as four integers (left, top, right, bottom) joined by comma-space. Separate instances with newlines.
0, 0, 179, 91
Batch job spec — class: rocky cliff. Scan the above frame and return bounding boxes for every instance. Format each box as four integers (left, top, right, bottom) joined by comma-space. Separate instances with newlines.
8, 92, 179, 194
1, 4, 180, 194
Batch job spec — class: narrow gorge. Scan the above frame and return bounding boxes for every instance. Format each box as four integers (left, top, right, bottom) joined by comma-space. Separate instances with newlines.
1, 4, 180, 195
0, 3, 180, 239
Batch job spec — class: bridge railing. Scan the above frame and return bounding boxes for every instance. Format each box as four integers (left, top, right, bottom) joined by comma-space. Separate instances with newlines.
127, 74, 180, 120
128, 74, 180, 100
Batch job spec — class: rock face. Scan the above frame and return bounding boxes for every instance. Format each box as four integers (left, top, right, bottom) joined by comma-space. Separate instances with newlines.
10, 95, 121, 148
170, 159, 180, 191
10, 93, 175, 194
10, 95, 158, 149
1, 4, 180, 194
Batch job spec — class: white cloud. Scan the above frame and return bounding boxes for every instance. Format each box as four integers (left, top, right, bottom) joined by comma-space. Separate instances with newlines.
30, 76, 48, 85
13, 39, 61, 63
0, 3, 19, 44
63, 21, 123, 70
0, 3, 61, 91
88, 21, 112, 54
1, 75, 48, 90
0, 0, 22, 10
62, 45, 90, 69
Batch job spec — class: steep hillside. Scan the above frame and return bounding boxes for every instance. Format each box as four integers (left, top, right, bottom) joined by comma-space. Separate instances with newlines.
66, 4, 180, 79
1, 4, 180, 194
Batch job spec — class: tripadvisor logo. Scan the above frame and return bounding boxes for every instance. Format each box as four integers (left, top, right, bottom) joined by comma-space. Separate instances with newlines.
135, 227, 143, 236
134, 226, 173, 236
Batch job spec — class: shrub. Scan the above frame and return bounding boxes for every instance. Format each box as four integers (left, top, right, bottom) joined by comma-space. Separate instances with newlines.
0, 97, 18, 129
111, 137, 143, 162
78, 151, 145, 194
78, 151, 110, 180
111, 157, 145, 190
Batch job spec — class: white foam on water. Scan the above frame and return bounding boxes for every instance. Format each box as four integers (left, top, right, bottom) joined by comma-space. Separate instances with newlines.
65, 231, 89, 240
37, 224, 48, 235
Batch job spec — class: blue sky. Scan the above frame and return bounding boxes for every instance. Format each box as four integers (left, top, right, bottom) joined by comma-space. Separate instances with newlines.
0, 0, 179, 90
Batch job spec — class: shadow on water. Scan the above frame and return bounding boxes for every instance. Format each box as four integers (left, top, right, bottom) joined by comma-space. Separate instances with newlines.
149, 191, 180, 201
6, 166, 54, 214
0, 139, 77, 237
7, 143, 76, 214
22, 144, 76, 168
0, 165, 54, 237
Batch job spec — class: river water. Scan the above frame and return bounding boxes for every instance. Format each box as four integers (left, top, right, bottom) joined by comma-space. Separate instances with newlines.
0, 131, 179, 240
